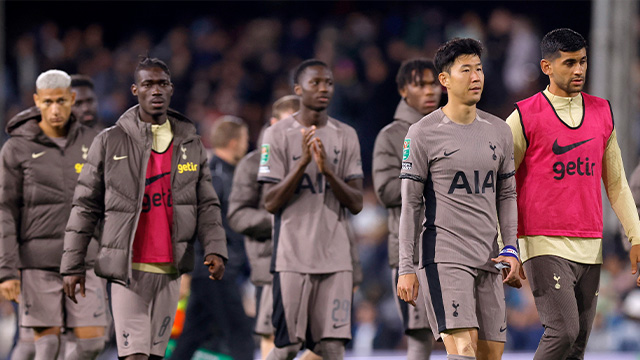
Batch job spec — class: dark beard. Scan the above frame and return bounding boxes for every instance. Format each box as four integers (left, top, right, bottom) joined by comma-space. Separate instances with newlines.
561, 79, 585, 94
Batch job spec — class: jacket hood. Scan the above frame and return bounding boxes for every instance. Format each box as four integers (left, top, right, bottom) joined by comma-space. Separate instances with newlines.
6, 106, 42, 137
116, 105, 197, 143
394, 99, 427, 125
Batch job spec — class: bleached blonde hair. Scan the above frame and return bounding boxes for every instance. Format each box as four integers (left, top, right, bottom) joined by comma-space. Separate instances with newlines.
36, 69, 71, 90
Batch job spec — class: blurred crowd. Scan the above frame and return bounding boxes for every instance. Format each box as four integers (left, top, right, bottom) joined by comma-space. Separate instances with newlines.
1, 1, 639, 357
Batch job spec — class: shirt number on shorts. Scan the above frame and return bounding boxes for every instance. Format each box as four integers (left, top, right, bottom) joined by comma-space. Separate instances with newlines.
158, 316, 172, 338
331, 299, 350, 322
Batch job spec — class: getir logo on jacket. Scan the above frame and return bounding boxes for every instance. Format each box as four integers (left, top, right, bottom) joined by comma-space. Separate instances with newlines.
178, 162, 198, 174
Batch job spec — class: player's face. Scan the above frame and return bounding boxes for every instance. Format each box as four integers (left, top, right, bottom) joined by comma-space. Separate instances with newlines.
400, 69, 442, 115
439, 54, 484, 106
543, 48, 587, 97
234, 126, 249, 162
131, 67, 173, 119
270, 109, 297, 125
72, 86, 98, 123
277, 109, 296, 121
295, 65, 334, 112
33, 87, 75, 133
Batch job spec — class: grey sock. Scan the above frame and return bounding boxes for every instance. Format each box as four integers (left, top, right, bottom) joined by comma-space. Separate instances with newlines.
11, 341, 36, 360
265, 343, 301, 360
320, 339, 345, 360
34, 335, 60, 360
447, 355, 476, 360
65, 337, 105, 360
407, 329, 433, 360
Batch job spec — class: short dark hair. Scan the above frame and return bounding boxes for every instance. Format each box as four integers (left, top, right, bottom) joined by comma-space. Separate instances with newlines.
210, 116, 247, 149
540, 28, 587, 60
134, 56, 171, 83
70, 74, 94, 89
292, 59, 329, 85
434, 38, 483, 74
396, 58, 437, 91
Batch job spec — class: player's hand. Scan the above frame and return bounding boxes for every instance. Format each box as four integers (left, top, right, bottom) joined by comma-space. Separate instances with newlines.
311, 137, 330, 174
63, 275, 86, 304
0, 279, 20, 302
629, 244, 640, 287
205, 254, 225, 280
397, 273, 419, 307
492, 256, 525, 289
300, 126, 316, 166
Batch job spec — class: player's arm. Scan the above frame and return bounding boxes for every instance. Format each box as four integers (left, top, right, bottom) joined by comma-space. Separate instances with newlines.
601, 128, 640, 286
396, 178, 424, 306
492, 128, 525, 288
347, 221, 363, 287
311, 130, 363, 214
627, 163, 640, 241
228, 155, 272, 240
263, 127, 316, 213
195, 141, 227, 281
396, 125, 427, 306
372, 130, 402, 207
321, 173, 363, 215
0, 142, 23, 302
62, 133, 108, 303
506, 109, 527, 172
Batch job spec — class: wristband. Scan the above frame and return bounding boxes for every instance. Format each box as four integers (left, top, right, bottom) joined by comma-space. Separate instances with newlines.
499, 245, 519, 261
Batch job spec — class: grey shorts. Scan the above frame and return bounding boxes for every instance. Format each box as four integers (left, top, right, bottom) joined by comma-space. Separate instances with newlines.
110, 270, 180, 358
392, 266, 430, 332
524, 255, 600, 359
272, 271, 352, 350
418, 263, 506, 342
20, 268, 107, 328
255, 283, 275, 336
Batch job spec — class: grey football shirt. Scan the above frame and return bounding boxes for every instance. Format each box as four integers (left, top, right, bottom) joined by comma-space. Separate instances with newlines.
398, 109, 517, 275
258, 116, 364, 274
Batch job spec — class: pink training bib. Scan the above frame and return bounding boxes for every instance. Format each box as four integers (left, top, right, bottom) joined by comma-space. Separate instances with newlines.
515, 92, 613, 238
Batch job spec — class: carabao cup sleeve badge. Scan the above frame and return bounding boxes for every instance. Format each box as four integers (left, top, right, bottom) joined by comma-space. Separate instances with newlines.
260, 144, 270, 165
403, 139, 410, 161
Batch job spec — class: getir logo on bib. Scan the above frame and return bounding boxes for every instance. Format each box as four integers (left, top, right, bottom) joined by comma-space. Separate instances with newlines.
551, 138, 596, 180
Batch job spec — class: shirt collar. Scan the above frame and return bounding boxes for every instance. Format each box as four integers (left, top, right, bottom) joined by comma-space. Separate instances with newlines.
543, 85, 583, 109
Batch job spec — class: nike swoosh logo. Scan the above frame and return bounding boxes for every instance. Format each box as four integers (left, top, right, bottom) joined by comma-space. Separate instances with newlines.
93, 311, 104, 318
31, 151, 46, 159
293, 155, 301, 161
444, 149, 460, 157
552, 138, 594, 155
113, 155, 128, 160
146, 172, 171, 186
152, 340, 164, 346
500, 326, 507, 332
332, 323, 349, 329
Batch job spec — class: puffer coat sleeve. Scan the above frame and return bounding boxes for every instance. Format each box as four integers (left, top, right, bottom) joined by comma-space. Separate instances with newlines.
61, 132, 106, 276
